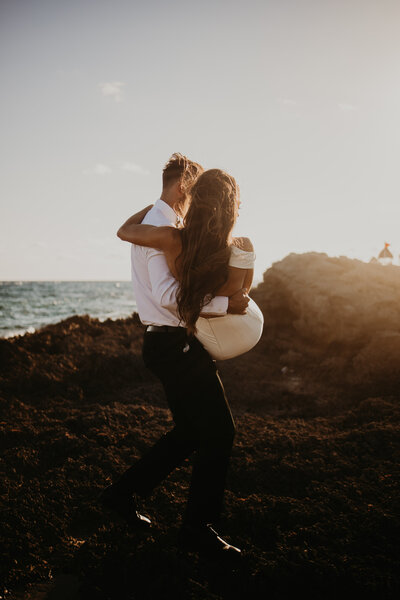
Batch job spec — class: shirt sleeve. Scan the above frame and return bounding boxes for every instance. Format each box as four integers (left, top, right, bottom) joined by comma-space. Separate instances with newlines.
202, 295, 229, 315
146, 249, 228, 316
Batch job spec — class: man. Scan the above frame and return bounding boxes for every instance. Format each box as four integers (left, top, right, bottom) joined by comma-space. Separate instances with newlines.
101, 153, 249, 558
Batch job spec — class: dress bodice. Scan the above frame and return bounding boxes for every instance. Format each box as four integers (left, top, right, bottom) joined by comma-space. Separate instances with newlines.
229, 245, 256, 269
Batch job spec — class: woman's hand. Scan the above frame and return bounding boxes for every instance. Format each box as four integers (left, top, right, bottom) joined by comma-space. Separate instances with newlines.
130, 204, 154, 225
117, 205, 153, 239
117, 205, 179, 256
137, 204, 154, 223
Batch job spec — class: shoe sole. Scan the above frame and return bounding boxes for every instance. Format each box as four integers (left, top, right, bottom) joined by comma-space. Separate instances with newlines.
98, 493, 152, 530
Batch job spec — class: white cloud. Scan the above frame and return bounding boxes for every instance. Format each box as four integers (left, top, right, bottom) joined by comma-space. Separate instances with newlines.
338, 102, 357, 112
84, 163, 112, 175
100, 81, 125, 103
83, 162, 149, 176
120, 161, 149, 175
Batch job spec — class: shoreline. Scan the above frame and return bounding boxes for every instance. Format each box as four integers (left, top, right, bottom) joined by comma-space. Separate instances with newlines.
0, 280, 137, 340
1, 311, 137, 340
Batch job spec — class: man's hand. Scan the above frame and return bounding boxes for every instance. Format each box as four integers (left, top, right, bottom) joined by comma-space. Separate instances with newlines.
227, 288, 249, 314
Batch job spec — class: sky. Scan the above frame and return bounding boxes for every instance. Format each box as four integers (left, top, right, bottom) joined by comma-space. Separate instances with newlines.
1, 0, 399, 281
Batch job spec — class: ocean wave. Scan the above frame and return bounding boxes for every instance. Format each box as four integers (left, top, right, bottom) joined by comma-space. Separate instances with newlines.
0, 281, 136, 339
3, 326, 36, 338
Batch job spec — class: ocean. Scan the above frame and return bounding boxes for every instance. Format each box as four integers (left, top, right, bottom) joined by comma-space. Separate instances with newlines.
0, 281, 137, 338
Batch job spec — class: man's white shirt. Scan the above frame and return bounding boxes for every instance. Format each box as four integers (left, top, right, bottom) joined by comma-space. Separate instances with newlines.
130, 199, 228, 326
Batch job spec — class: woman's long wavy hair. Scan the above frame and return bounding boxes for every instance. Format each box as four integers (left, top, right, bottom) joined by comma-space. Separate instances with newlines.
176, 169, 239, 334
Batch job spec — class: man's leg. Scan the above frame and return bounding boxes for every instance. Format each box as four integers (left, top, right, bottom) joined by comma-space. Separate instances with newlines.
170, 337, 235, 527
113, 424, 197, 496
106, 329, 238, 553
111, 329, 199, 496
137, 331, 235, 526
160, 334, 240, 556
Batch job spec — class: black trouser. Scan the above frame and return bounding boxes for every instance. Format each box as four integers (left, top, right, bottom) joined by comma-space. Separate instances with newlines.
115, 328, 236, 526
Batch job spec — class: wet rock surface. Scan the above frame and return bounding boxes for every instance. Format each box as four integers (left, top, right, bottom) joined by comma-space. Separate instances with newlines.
1, 254, 399, 599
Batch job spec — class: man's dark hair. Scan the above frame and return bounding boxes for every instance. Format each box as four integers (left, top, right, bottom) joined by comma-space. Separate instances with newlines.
162, 153, 203, 193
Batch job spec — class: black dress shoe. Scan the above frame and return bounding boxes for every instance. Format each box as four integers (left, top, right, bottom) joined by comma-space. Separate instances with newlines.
179, 523, 241, 558
99, 484, 151, 529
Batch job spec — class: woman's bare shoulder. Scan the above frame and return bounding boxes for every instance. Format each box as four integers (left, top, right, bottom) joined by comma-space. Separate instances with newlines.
232, 237, 254, 252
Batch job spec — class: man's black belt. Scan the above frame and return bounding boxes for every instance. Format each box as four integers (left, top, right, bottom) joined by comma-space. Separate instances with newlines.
146, 325, 185, 333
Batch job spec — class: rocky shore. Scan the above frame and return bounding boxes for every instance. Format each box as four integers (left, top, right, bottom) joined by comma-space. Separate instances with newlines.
1, 253, 399, 599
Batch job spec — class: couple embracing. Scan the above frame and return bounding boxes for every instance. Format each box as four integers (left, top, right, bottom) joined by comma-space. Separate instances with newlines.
100, 153, 263, 560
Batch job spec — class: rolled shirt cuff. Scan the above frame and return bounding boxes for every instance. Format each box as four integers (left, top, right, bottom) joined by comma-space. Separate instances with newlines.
202, 295, 228, 315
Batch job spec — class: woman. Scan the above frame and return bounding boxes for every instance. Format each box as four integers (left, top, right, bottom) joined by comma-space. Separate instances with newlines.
119, 169, 263, 360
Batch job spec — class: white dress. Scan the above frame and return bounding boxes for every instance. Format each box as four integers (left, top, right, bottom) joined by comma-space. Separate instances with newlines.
195, 245, 264, 360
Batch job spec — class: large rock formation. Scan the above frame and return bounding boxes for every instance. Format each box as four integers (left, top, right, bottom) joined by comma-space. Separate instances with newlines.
252, 252, 400, 389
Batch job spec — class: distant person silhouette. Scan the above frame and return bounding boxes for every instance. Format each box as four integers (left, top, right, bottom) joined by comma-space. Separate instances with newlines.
378, 242, 393, 266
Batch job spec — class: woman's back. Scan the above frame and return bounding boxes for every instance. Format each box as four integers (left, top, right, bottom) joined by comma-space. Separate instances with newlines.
163, 230, 254, 300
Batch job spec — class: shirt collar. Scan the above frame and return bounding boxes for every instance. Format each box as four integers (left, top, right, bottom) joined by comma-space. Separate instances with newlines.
154, 198, 178, 226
